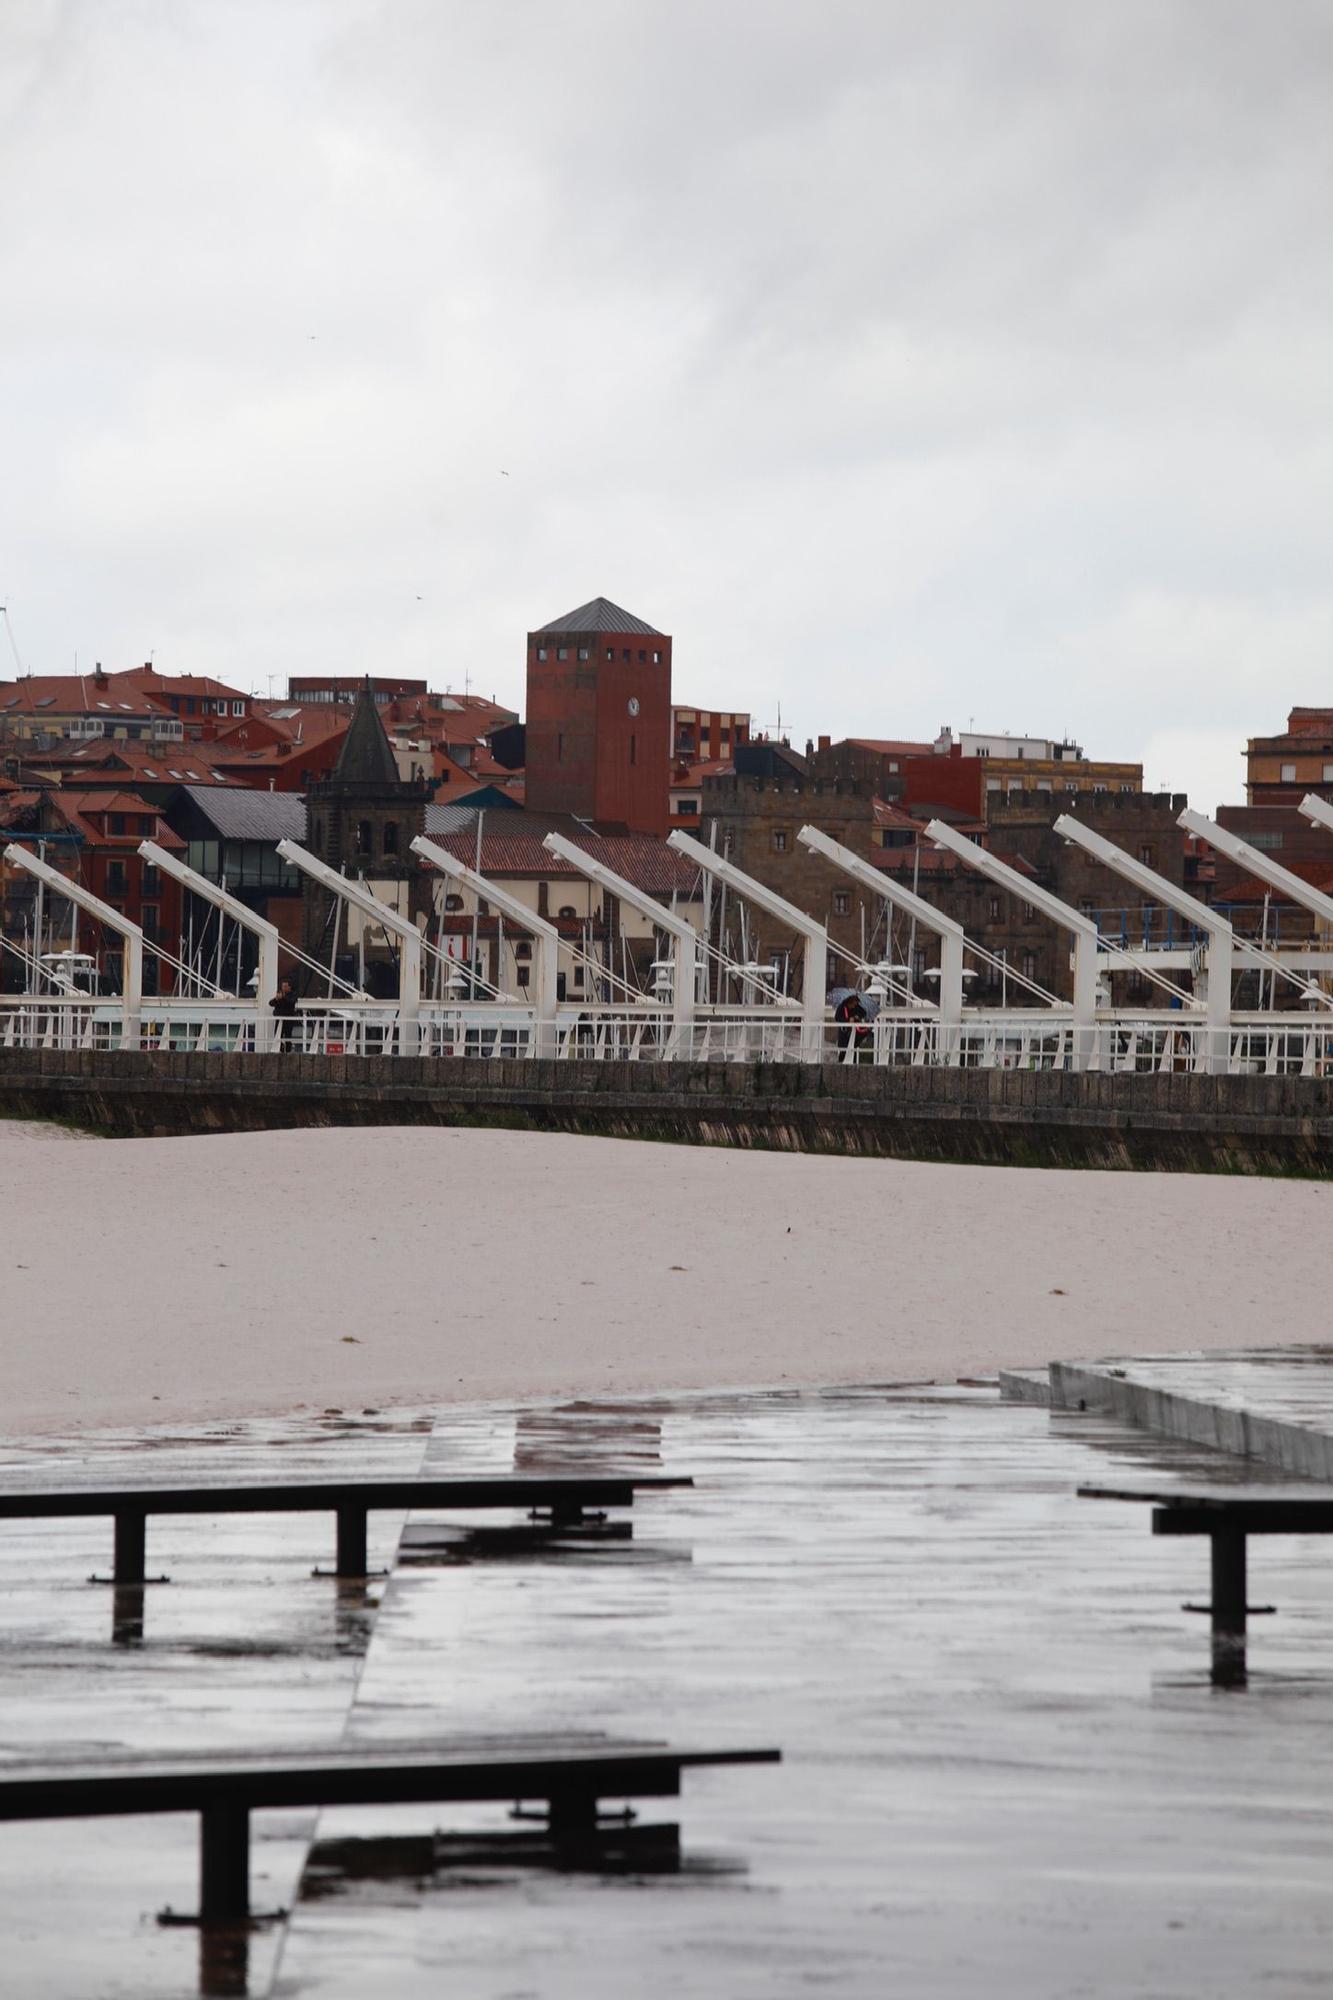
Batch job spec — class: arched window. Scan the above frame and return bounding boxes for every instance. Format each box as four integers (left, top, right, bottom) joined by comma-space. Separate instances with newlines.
557, 906, 577, 921
356, 820, 371, 855
383, 821, 399, 855
445, 893, 465, 912
514, 941, 532, 959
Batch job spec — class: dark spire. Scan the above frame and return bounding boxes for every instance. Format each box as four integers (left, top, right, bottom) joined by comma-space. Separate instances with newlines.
332, 677, 402, 787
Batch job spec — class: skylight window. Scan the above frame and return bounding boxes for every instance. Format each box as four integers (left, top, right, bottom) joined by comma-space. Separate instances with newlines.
96, 701, 110, 710
142, 767, 158, 777
118, 703, 133, 711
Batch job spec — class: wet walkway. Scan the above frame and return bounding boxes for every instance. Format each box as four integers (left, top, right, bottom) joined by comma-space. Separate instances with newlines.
3, 1390, 1333, 1995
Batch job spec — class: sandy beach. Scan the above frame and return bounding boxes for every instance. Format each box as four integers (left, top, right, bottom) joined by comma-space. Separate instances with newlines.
1, 1118, 1328, 1434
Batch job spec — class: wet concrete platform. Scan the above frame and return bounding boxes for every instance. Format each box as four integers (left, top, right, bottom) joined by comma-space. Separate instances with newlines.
5, 1390, 1333, 1996
1048, 1345, 1333, 1479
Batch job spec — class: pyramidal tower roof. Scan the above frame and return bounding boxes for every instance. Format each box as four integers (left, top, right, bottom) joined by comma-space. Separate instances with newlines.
538, 596, 665, 637
332, 678, 402, 787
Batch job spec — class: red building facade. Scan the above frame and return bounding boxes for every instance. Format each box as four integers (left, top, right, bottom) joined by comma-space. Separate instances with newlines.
524, 597, 671, 835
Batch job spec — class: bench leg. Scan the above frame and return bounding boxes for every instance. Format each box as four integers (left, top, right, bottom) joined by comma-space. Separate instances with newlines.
113, 1508, 147, 1586
547, 1788, 600, 1852
335, 1504, 368, 1579
200, 1804, 250, 1926
1210, 1530, 1248, 1688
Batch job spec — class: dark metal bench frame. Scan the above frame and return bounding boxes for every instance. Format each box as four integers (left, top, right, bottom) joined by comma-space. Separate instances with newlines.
0, 1475, 692, 1585
0, 1741, 779, 1927
1079, 1485, 1333, 1685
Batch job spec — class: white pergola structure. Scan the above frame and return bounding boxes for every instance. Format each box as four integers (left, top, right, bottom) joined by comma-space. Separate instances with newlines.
138, 839, 283, 1051
542, 831, 699, 1058
1180, 808, 1333, 980
1054, 814, 1234, 1073
667, 828, 828, 1059
797, 824, 967, 1052
3, 841, 144, 1048
924, 817, 1101, 1068
277, 839, 424, 1057
411, 834, 560, 1057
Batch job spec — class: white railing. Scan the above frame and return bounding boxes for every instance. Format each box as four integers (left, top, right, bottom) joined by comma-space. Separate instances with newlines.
3, 995, 1332, 1076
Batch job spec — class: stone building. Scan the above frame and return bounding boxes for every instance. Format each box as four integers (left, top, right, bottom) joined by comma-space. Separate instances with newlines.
699, 770, 1191, 1007
301, 680, 431, 994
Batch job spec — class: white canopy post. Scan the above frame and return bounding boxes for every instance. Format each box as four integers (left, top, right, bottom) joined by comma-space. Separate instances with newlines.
4, 841, 144, 1048
277, 840, 423, 1056
1054, 814, 1233, 1074
797, 824, 966, 1053
667, 828, 827, 1059
925, 818, 1100, 1068
138, 840, 282, 1050
543, 831, 699, 1058
411, 834, 560, 1058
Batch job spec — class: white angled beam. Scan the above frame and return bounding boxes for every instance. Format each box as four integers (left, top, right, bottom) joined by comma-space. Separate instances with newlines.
1180, 808, 1333, 934
1055, 814, 1233, 1072
1300, 794, 1333, 836
797, 824, 966, 1042
924, 818, 1099, 1066
668, 828, 827, 1057
4, 841, 143, 1047
277, 839, 422, 1055
139, 840, 281, 1048
543, 831, 698, 1056
412, 834, 559, 1057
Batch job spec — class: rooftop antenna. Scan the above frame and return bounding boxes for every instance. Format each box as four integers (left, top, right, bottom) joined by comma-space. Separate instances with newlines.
0, 606, 24, 677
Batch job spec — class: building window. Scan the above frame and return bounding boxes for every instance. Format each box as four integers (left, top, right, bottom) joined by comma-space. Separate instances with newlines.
557, 647, 569, 661
833, 889, 850, 916
142, 863, 160, 895
622, 648, 631, 662
384, 821, 399, 855
578, 647, 589, 661
1022, 901, 1036, 922
536, 647, 548, 661
637, 649, 646, 663
986, 779, 1001, 793
109, 813, 126, 835
445, 893, 465, 911
231, 700, 244, 716
1248, 830, 1283, 850
515, 941, 532, 959
557, 905, 577, 921
676, 798, 699, 816
652, 650, 662, 664
557, 732, 565, 763
1281, 763, 1297, 781
572, 964, 584, 986
1079, 897, 1094, 915
516, 965, 530, 987
1021, 951, 1038, 981
629, 734, 637, 766
988, 895, 1001, 920
137, 815, 154, 834
106, 862, 127, 894
1139, 843, 1154, 866
772, 830, 788, 853
606, 649, 614, 661
356, 820, 371, 855
141, 903, 159, 938
1323, 763, 1333, 783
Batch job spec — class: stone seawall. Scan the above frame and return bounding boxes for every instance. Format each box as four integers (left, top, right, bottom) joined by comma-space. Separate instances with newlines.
4, 1050, 1333, 1173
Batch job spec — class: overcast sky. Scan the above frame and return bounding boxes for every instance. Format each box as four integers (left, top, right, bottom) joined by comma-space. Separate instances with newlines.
4, 1, 1332, 811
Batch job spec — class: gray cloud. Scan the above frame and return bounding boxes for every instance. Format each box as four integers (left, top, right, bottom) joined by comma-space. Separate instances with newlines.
4, 1, 1333, 808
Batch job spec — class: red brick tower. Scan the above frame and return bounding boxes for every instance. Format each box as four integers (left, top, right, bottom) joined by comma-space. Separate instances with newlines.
524, 597, 671, 835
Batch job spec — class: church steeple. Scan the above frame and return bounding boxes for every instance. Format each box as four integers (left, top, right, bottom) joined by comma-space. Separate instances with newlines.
332, 677, 402, 788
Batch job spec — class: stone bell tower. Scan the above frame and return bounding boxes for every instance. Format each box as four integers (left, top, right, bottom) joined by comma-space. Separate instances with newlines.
301, 678, 431, 989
